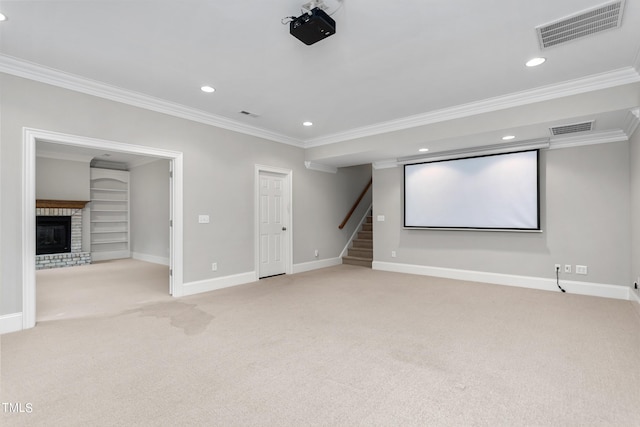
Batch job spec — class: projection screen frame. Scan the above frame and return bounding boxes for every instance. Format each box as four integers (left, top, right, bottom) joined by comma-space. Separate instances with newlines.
403, 149, 541, 232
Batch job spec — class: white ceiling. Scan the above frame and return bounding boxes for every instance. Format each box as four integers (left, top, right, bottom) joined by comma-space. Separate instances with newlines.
1, 0, 640, 167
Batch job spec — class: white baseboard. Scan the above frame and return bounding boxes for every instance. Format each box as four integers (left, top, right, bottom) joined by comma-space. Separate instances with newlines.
180, 271, 256, 297
0, 312, 23, 335
373, 261, 630, 300
630, 287, 640, 303
91, 250, 131, 262
132, 252, 170, 266
293, 257, 342, 274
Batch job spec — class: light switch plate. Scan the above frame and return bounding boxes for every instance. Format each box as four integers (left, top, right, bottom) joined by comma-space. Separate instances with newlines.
198, 215, 210, 224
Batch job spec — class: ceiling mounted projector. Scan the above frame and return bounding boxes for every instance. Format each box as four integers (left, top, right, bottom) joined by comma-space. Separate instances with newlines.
290, 7, 336, 45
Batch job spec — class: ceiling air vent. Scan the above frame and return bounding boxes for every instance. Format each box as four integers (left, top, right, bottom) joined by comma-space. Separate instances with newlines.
550, 121, 594, 136
536, 0, 625, 49
239, 110, 259, 118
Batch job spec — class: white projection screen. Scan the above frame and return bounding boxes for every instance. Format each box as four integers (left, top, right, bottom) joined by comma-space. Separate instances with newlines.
404, 150, 540, 231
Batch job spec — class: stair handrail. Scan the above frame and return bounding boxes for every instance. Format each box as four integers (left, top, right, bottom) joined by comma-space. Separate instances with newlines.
339, 177, 372, 229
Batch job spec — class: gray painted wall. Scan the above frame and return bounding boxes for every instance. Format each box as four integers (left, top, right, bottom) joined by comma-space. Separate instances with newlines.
373, 142, 631, 287
36, 157, 90, 201
0, 74, 371, 316
130, 159, 170, 262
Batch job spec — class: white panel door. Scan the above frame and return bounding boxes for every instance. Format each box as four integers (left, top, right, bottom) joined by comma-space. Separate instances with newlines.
259, 171, 288, 278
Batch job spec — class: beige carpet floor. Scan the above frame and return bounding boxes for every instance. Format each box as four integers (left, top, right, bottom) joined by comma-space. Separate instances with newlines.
2, 260, 640, 426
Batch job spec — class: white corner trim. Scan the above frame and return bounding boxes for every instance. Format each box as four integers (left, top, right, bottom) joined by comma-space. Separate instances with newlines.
304, 161, 337, 174
293, 257, 342, 274
0, 54, 302, 147
131, 252, 170, 266
624, 108, 640, 137
304, 67, 640, 147
549, 129, 629, 150
180, 272, 256, 297
0, 313, 24, 335
373, 159, 399, 169
372, 261, 631, 300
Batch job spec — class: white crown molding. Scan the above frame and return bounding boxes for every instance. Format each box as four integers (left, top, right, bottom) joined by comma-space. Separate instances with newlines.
372, 160, 399, 169
304, 67, 640, 147
0, 54, 303, 147
548, 129, 628, 150
304, 161, 337, 173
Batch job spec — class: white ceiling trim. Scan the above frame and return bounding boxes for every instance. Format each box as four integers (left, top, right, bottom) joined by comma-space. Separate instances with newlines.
0, 54, 303, 148
304, 67, 640, 148
304, 161, 337, 173
372, 160, 399, 170
548, 129, 628, 150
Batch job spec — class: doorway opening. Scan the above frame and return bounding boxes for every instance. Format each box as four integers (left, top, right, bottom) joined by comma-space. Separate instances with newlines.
22, 128, 184, 329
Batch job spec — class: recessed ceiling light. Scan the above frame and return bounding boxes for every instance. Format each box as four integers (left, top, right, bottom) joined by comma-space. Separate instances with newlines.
418, 148, 429, 152
0, 13, 6, 22
200, 85, 215, 93
303, 121, 313, 126
502, 135, 516, 141
525, 57, 546, 67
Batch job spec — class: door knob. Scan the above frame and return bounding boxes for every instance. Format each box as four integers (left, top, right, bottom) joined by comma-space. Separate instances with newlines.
282, 227, 287, 231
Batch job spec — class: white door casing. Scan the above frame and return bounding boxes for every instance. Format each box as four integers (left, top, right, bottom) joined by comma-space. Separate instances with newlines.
22, 128, 184, 329
255, 165, 292, 279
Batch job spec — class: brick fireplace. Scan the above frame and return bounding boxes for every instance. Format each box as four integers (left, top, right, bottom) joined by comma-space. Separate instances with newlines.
35, 200, 91, 269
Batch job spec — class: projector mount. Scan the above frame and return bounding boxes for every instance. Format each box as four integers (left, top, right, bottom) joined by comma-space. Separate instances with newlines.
282, 0, 342, 45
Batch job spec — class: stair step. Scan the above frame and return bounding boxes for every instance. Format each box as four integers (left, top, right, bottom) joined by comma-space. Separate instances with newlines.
361, 223, 372, 232
352, 239, 373, 249
365, 216, 373, 224
358, 231, 372, 240
348, 247, 373, 258
342, 255, 372, 268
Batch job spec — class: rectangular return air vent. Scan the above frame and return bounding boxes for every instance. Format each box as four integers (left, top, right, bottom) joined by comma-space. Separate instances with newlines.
550, 121, 594, 136
536, 0, 625, 49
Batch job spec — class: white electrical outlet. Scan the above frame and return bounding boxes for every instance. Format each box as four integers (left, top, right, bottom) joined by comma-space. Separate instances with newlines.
211, 262, 217, 271
391, 250, 396, 258
314, 249, 319, 257
576, 265, 588, 275
555, 264, 561, 272
564, 264, 572, 274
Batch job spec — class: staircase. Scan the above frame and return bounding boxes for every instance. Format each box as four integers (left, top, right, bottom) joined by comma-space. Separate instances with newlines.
342, 214, 373, 268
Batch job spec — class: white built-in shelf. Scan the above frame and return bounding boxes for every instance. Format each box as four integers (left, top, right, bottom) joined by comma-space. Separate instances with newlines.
90, 168, 130, 261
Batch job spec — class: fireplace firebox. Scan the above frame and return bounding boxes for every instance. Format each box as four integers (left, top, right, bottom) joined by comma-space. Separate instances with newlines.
36, 216, 71, 255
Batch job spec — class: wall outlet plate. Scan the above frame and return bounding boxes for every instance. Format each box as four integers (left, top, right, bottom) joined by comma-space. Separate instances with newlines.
575, 265, 588, 275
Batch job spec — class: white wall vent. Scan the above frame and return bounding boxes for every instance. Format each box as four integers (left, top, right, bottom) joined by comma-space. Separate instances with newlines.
550, 121, 594, 136
536, 0, 625, 49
